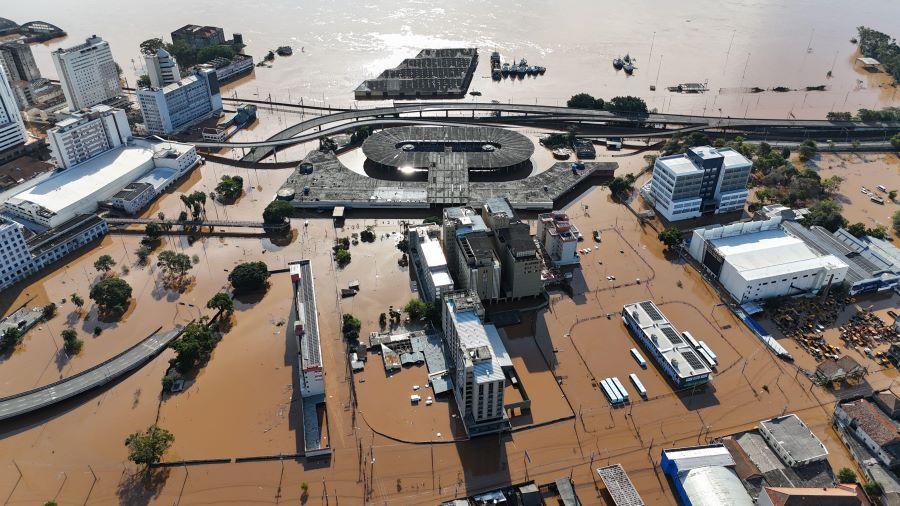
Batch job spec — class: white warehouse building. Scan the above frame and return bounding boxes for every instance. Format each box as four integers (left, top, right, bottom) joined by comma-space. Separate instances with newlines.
4, 138, 196, 228
648, 146, 751, 222
688, 217, 848, 303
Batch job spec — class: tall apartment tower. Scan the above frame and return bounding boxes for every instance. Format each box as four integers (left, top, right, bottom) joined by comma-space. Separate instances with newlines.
136, 68, 221, 135
648, 146, 752, 222
143, 47, 181, 88
0, 64, 27, 155
52, 35, 122, 111
0, 41, 41, 82
46, 105, 131, 169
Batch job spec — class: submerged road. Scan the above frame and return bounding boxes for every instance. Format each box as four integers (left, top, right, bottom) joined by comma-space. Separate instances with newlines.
0, 327, 183, 422
188, 101, 900, 163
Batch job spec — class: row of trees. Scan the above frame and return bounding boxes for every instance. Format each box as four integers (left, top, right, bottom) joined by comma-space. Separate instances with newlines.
139, 37, 239, 72
566, 93, 649, 114
826, 107, 900, 123
333, 237, 352, 268
857, 26, 900, 81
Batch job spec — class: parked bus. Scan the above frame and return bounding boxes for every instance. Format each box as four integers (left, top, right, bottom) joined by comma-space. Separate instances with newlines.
630, 348, 647, 368
612, 377, 629, 402
629, 373, 647, 399
682, 331, 700, 349
601, 378, 623, 405
698, 341, 718, 365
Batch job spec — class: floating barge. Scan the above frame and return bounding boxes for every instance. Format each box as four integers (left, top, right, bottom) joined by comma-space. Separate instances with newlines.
667, 82, 708, 93
354, 48, 478, 100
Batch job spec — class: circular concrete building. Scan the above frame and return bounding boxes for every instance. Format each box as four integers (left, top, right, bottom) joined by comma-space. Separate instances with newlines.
361, 126, 534, 172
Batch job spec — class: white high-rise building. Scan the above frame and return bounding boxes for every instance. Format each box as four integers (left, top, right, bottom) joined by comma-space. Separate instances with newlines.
648, 146, 752, 222
0, 218, 34, 290
47, 104, 131, 169
143, 48, 181, 88
441, 290, 511, 436
52, 35, 122, 111
0, 62, 27, 155
137, 68, 222, 135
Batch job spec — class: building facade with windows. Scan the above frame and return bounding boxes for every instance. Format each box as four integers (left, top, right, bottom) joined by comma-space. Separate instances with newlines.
649, 146, 751, 222
46, 104, 131, 169
442, 290, 510, 436
0, 60, 26, 156
143, 47, 181, 88
137, 68, 222, 135
51, 35, 122, 111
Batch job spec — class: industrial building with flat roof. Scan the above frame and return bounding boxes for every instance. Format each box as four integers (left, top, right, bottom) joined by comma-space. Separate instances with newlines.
355, 48, 478, 99
441, 290, 511, 436
4, 138, 196, 228
660, 444, 754, 506
622, 300, 712, 388
688, 217, 848, 303
757, 414, 828, 468
289, 260, 331, 457
782, 221, 900, 296
537, 211, 580, 267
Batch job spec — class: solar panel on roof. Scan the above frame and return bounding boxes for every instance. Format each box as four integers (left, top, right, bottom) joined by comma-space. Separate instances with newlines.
661, 326, 684, 345
639, 301, 663, 321
681, 350, 705, 371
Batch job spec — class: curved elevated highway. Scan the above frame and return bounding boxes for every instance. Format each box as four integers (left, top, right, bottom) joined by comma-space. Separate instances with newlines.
0, 326, 183, 421
188, 101, 900, 163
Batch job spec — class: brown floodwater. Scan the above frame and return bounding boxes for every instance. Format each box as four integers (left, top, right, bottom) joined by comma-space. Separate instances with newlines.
4, 0, 899, 120
1, 2, 899, 502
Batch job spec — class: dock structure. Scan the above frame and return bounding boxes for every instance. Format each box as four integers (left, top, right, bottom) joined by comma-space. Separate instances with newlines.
289, 260, 331, 457
276, 149, 615, 211
622, 301, 712, 389
354, 48, 478, 100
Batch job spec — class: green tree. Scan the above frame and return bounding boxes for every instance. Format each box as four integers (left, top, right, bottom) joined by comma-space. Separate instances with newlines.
888, 189, 898, 201
93, 254, 116, 274
263, 200, 293, 225
71, 293, 84, 309
868, 225, 889, 240
228, 262, 270, 293
335, 248, 351, 268
396, 237, 409, 253
196, 44, 236, 64
826, 111, 853, 121
319, 136, 338, 153
566, 93, 603, 109
136, 246, 151, 265
379, 312, 387, 328
165, 40, 195, 68
342, 314, 361, 341
157, 250, 193, 278
137, 74, 151, 88
139, 37, 165, 55
143, 222, 163, 245
658, 227, 683, 248
863, 481, 883, 498
360, 227, 376, 242
893, 210, 900, 234
0, 326, 23, 352
170, 320, 217, 372
89, 277, 133, 315
798, 139, 818, 162
846, 222, 868, 238
837, 467, 857, 484
605, 95, 648, 114
403, 299, 427, 320
802, 199, 847, 232
215, 175, 244, 202
608, 176, 633, 196
422, 216, 442, 225
42, 303, 57, 320
125, 425, 174, 468
891, 133, 900, 149
61, 328, 83, 354
206, 292, 234, 314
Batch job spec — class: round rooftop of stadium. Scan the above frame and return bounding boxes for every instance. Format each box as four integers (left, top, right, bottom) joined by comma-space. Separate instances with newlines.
361, 126, 535, 170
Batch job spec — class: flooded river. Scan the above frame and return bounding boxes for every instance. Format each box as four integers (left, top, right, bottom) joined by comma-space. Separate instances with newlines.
4, 0, 899, 118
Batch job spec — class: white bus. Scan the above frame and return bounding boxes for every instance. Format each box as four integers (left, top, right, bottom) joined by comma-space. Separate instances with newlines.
629, 373, 647, 398
698, 341, 718, 365
682, 331, 700, 349
612, 377, 629, 402
630, 348, 647, 368
601, 378, 623, 405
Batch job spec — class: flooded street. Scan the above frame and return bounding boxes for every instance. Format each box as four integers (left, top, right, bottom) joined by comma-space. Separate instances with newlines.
0, 1, 898, 504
